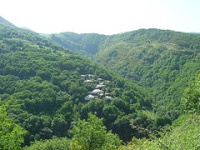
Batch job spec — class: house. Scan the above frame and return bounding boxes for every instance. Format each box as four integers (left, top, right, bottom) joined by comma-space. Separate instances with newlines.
97, 78, 103, 81
82, 74, 114, 101
88, 74, 94, 78
95, 84, 105, 89
105, 80, 111, 83
105, 92, 111, 96
81, 75, 86, 78
104, 96, 113, 100
84, 80, 93, 83
89, 89, 103, 95
84, 94, 95, 100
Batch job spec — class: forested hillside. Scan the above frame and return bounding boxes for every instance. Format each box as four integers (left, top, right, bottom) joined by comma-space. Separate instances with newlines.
24, 70, 200, 149
51, 29, 200, 118
120, 71, 200, 149
1, 16, 200, 149
50, 32, 106, 56
0, 17, 166, 149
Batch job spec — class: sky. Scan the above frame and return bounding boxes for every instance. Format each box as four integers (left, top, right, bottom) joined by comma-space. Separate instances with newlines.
0, 0, 200, 35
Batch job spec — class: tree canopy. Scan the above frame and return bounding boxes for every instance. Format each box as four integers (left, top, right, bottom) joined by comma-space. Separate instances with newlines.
0, 19, 157, 147
51, 29, 200, 118
0, 103, 26, 150
70, 113, 121, 150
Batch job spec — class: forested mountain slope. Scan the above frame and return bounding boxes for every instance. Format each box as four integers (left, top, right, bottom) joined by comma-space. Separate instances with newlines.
120, 71, 200, 149
50, 32, 106, 56
50, 29, 200, 116
0, 17, 162, 147
24, 70, 200, 149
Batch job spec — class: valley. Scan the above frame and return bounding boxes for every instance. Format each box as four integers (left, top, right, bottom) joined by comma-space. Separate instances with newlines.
50, 29, 200, 118
0, 16, 200, 149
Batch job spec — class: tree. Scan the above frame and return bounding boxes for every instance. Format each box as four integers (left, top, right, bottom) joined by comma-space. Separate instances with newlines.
23, 137, 70, 150
51, 116, 68, 137
181, 71, 200, 113
70, 114, 121, 150
102, 105, 119, 129
0, 103, 26, 150
111, 98, 130, 114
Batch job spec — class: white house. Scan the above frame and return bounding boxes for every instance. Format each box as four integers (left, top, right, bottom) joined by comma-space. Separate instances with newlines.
84, 94, 95, 100
96, 84, 105, 89
84, 80, 93, 83
97, 78, 103, 81
104, 96, 113, 100
81, 75, 86, 78
90, 89, 103, 95
88, 74, 94, 78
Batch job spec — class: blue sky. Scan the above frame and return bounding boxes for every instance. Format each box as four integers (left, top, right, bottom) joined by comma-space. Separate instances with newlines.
0, 0, 200, 35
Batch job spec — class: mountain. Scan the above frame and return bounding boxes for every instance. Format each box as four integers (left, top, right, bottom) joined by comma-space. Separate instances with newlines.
50, 32, 106, 56
50, 29, 200, 116
0, 18, 160, 147
1, 16, 200, 149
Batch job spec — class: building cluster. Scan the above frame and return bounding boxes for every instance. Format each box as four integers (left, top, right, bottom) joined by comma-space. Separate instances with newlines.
81, 74, 113, 101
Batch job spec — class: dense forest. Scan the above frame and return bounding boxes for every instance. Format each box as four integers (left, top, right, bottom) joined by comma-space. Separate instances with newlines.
0, 17, 163, 149
51, 29, 200, 119
119, 70, 200, 149
1, 16, 200, 149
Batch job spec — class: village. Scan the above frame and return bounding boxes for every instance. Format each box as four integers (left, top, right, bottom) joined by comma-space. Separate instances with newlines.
81, 74, 113, 101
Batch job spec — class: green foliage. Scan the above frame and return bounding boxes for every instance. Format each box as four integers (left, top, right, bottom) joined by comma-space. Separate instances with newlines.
155, 114, 200, 149
70, 113, 121, 150
95, 30, 200, 117
51, 29, 200, 119
181, 71, 200, 113
2, 16, 200, 149
23, 137, 70, 150
0, 103, 26, 150
120, 114, 200, 150
0, 21, 156, 146
119, 137, 155, 150
156, 116, 172, 127
50, 32, 106, 56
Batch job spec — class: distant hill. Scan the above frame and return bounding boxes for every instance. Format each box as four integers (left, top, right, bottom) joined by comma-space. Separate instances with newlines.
50, 29, 200, 115
0, 16, 15, 26
191, 32, 200, 34
50, 32, 106, 56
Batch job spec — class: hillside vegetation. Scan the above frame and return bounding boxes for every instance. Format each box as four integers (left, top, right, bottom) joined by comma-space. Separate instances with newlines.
0, 17, 165, 148
119, 114, 200, 150
120, 70, 200, 149
50, 32, 106, 56
21, 71, 200, 149
1, 16, 200, 149
51, 29, 200, 118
